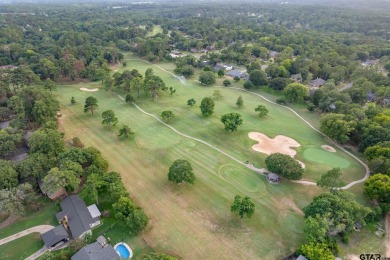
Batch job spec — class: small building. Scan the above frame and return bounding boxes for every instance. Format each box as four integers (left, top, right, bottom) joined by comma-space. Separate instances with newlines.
71, 236, 120, 260
366, 92, 376, 102
267, 172, 280, 183
296, 255, 308, 260
56, 195, 101, 239
269, 51, 279, 59
309, 77, 326, 88
38, 179, 66, 201
171, 50, 182, 55
224, 64, 233, 71
41, 225, 69, 249
226, 69, 249, 80
169, 53, 180, 59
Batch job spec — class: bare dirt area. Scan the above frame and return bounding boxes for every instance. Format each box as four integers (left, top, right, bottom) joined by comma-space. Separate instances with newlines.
386, 213, 390, 257
321, 145, 337, 152
248, 132, 300, 157
80, 87, 99, 92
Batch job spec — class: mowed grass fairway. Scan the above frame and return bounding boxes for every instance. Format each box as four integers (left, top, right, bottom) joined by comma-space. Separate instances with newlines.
55, 55, 366, 259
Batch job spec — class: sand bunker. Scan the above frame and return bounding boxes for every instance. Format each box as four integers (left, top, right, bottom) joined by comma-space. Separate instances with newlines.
321, 145, 336, 152
249, 132, 300, 157
80, 87, 99, 92
249, 132, 305, 168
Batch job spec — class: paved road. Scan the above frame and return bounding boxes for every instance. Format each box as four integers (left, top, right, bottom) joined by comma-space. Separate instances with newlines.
122, 58, 370, 190
0, 225, 54, 246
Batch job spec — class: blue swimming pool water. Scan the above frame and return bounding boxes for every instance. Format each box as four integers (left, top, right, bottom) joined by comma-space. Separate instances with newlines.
116, 244, 130, 259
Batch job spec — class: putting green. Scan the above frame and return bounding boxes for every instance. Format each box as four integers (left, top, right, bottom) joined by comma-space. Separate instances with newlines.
303, 148, 351, 168
219, 165, 266, 195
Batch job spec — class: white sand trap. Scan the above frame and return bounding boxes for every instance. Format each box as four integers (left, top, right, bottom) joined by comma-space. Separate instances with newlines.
249, 132, 300, 157
321, 145, 336, 152
249, 132, 305, 168
80, 87, 99, 92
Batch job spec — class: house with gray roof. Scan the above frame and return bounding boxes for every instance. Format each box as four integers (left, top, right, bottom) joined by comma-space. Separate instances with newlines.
267, 172, 280, 183
41, 225, 69, 249
309, 78, 326, 88
56, 195, 101, 239
226, 69, 249, 80
71, 236, 119, 260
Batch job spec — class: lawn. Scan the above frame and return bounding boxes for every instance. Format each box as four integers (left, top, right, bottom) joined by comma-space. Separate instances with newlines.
0, 199, 57, 239
54, 54, 372, 259
0, 233, 44, 260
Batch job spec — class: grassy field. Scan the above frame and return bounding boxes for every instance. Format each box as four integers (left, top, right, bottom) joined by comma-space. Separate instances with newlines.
0, 200, 57, 240
53, 54, 376, 259
0, 233, 44, 260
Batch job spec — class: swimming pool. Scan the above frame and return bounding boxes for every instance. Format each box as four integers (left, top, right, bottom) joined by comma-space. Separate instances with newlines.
114, 242, 133, 259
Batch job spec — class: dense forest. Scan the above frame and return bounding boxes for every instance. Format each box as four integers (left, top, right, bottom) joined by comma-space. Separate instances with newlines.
0, 1, 389, 259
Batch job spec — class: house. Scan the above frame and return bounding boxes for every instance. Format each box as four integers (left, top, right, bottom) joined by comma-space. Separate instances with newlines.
269, 51, 278, 59
71, 236, 119, 260
169, 53, 180, 59
56, 195, 101, 239
226, 69, 249, 80
267, 173, 280, 183
291, 74, 302, 82
224, 64, 233, 71
38, 179, 66, 201
171, 50, 182, 55
213, 64, 224, 72
41, 225, 69, 249
309, 77, 326, 88
366, 92, 376, 102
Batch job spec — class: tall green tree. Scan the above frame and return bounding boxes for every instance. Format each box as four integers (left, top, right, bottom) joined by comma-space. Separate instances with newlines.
145, 76, 166, 101
43, 167, 80, 194
0, 159, 18, 189
300, 243, 334, 260
249, 69, 268, 87
0, 183, 33, 216
199, 71, 216, 85
363, 174, 390, 205
113, 196, 149, 234
231, 195, 255, 218
212, 90, 222, 100
265, 153, 303, 180
101, 110, 118, 126
161, 111, 175, 123
254, 105, 268, 117
236, 95, 243, 108
187, 98, 196, 107
317, 168, 345, 189
28, 129, 64, 157
200, 97, 215, 117
130, 77, 144, 98
84, 96, 99, 115
82, 173, 104, 205
283, 83, 309, 103
118, 125, 134, 139
221, 113, 243, 132
320, 113, 356, 143
168, 159, 195, 184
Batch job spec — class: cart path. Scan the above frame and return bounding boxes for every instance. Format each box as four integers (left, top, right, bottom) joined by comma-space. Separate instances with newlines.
121, 58, 370, 189
0, 225, 54, 246
26, 246, 48, 260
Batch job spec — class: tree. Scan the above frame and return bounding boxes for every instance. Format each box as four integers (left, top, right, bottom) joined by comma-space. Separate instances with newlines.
212, 90, 222, 100
221, 113, 243, 132
82, 173, 104, 205
233, 76, 240, 82
0, 183, 33, 216
0, 159, 18, 189
249, 69, 268, 87
199, 71, 216, 85
118, 125, 134, 139
363, 174, 390, 204
71, 97, 76, 105
223, 79, 231, 87
42, 167, 80, 194
43, 79, 56, 93
303, 192, 371, 236
84, 96, 99, 115
304, 215, 329, 244
145, 75, 166, 101
169, 87, 176, 96
217, 69, 224, 77
187, 98, 196, 107
113, 197, 148, 234
320, 113, 356, 144
28, 129, 64, 157
161, 111, 175, 123
236, 95, 243, 108
200, 97, 215, 117
125, 94, 135, 104
243, 80, 254, 89
101, 110, 118, 126
130, 77, 143, 98
168, 159, 195, 184
254, 105, 268, 117
231, 195, 255, 218
317, 168, 345, 189
283, 83, 309, 103
0, 130, 22, 158
300, 243, 334, 260
265, 153, 303, 180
